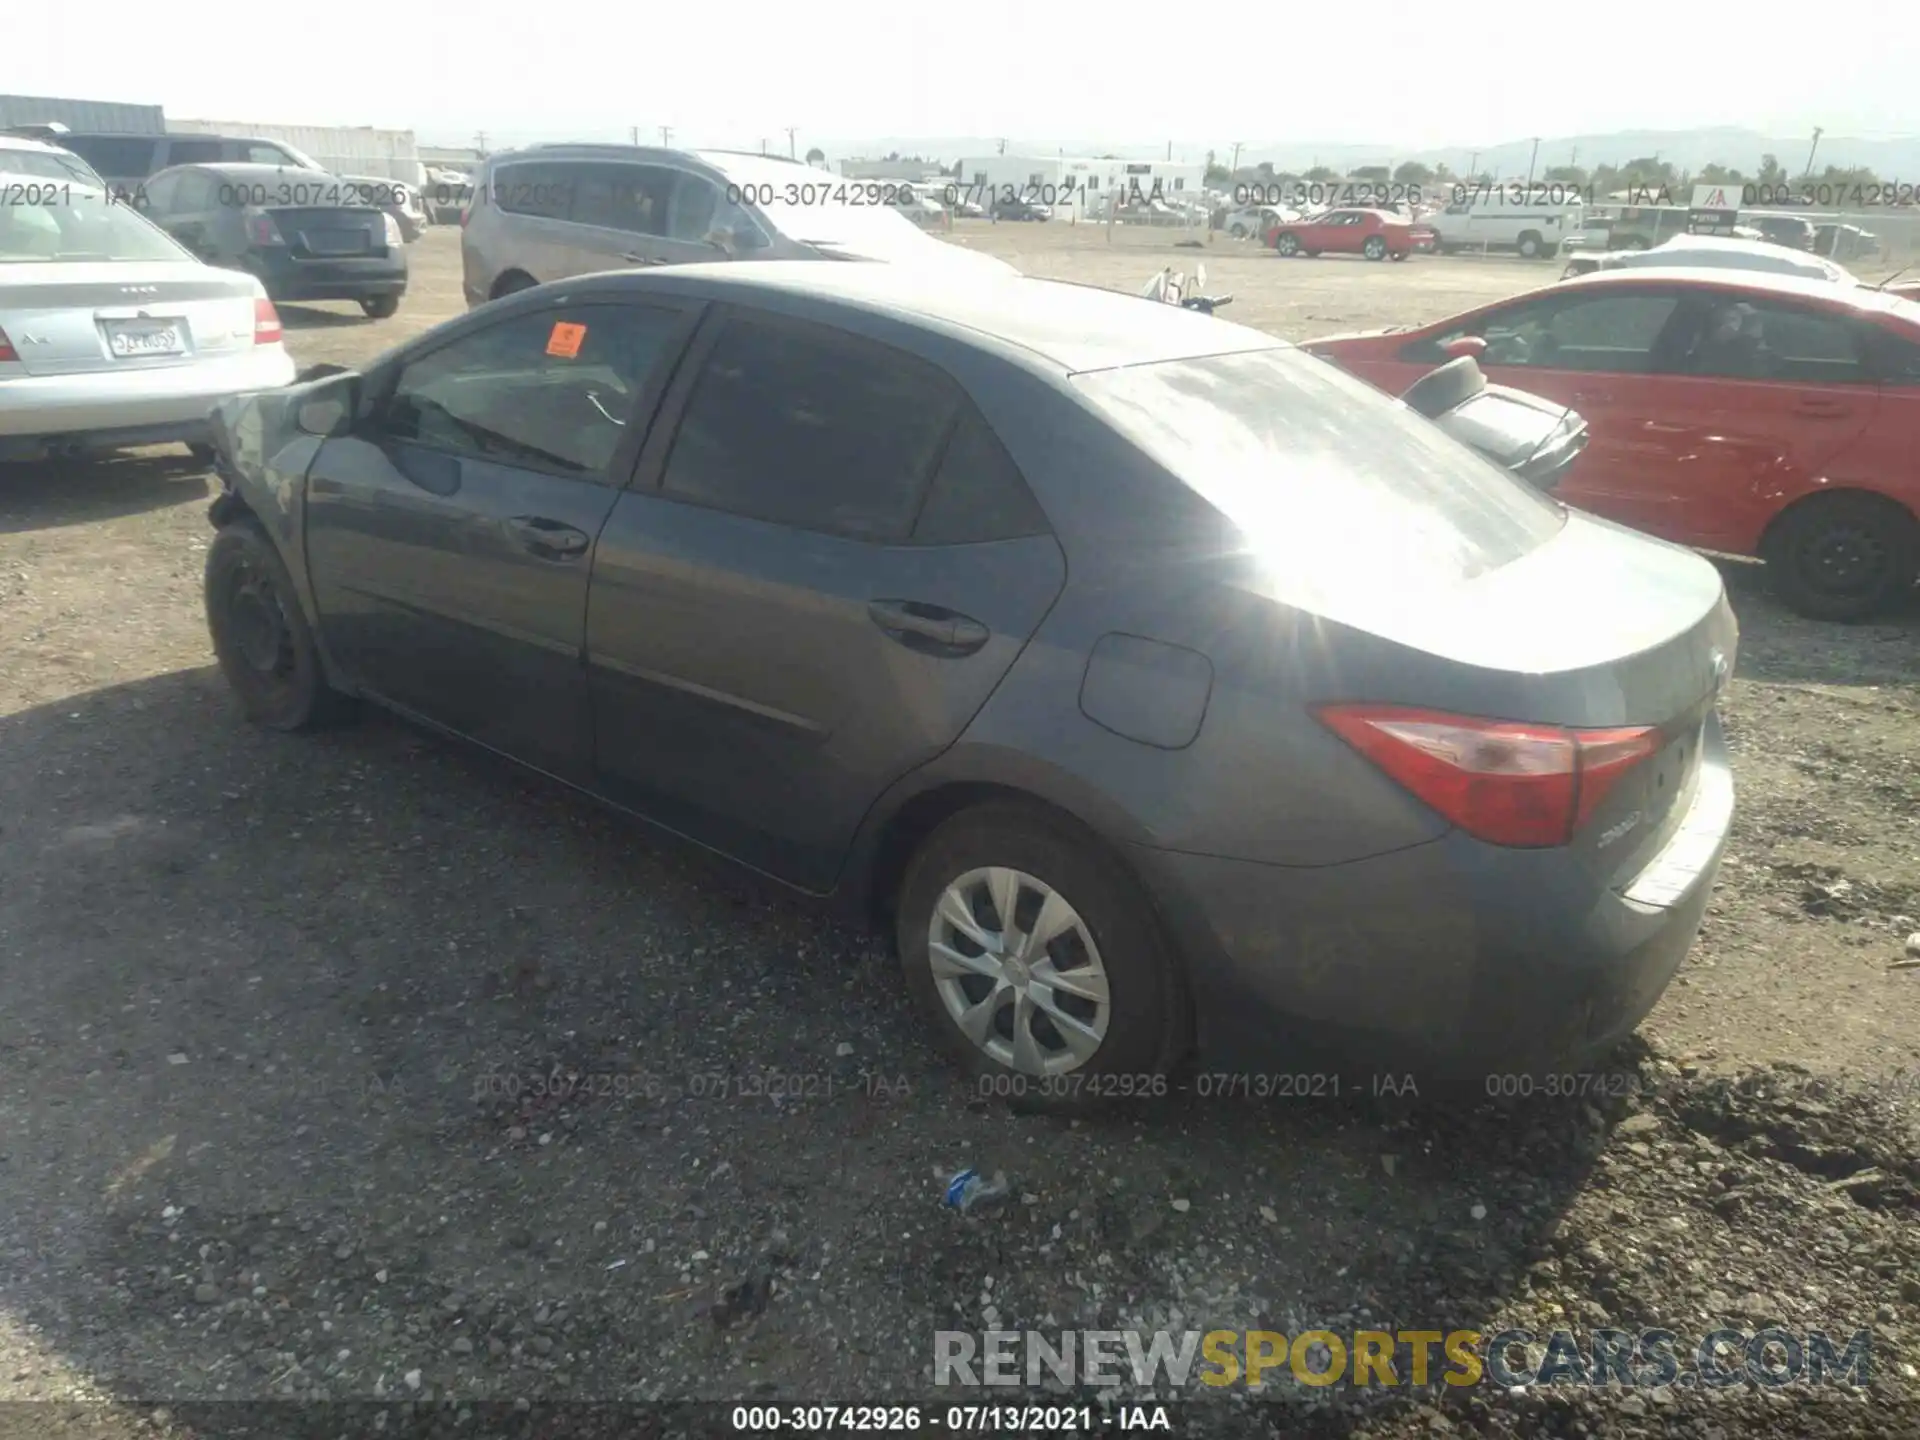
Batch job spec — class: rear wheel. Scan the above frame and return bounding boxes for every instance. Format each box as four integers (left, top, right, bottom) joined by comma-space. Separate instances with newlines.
491, 271, 538, 300
205, 522, 353, 731
1229, 222, 1249, 238
1275, 232, 1301, 257
896, 803, 1187, 1110
359, 295, 399, 319
1517, 230, 1543, 258
1764, 493, 1920, 621
1363, 236, 1388, 261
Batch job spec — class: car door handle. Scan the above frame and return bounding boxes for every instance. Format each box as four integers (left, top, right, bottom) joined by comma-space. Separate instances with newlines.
506, 515, 590, 559
867, 599, 989, 655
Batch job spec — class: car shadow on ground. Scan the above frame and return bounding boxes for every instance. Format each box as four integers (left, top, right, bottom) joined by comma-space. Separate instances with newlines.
277, 304, 374, 330
0, 669, 1628, 1422
1713, 558, 1920, 690
0, 450, 212, 536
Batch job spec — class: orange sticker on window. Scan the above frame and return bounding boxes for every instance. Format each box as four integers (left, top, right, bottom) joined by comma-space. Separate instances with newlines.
545, 321, 586, 359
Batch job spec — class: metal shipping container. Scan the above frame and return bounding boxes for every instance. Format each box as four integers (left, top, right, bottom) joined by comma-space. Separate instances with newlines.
168, 118, 424, 185
0, 94, 166, 134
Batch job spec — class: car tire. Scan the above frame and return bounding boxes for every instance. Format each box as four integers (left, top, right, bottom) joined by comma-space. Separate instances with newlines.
1517, 231, 1543, 258
205, 521, 353, 732
1363, 236, 1388, 260
1764, 493, 1920, 622
1229, 223, 1248, 238
1275, 233, 1301, 257
896, 802, 1187, 1110
491, 271, 538, 300
359, 295, 400, 319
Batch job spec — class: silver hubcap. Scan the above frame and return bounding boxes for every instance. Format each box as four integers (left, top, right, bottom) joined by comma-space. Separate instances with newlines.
927, 867, 1111, 1075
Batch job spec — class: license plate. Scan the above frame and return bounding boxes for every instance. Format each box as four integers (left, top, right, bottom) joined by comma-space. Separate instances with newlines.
104, 320, 185, 358
305, 229, 367, 255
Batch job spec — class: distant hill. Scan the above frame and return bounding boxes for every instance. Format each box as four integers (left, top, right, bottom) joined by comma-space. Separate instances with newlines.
795, 129, 1920, 178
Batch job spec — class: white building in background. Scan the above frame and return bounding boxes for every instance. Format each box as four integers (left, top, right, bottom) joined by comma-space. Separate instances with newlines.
955, 155, 1208, 214
839, 156, 947, 182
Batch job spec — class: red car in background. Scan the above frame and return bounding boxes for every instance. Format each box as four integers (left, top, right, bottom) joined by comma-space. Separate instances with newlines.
1265, 208, 1436, 261
1306, 269, 1920, 619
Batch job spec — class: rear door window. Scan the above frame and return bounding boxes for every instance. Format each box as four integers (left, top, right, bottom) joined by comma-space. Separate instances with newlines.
909, 409, 1051, 544
1670, 297, 1873, 384
568, 162, 675, 235
658, 314, 959, 542
1073, 348, 1563, 599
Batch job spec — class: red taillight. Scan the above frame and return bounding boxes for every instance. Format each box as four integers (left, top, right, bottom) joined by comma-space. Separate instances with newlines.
0, 326, 16, 363
1317, 704, 1659, 849
253, 297, 283, 345
246, 211, 284, 246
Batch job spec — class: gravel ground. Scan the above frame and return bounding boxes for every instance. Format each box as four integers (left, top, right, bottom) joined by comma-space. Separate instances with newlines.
3, 226, 1919, 1440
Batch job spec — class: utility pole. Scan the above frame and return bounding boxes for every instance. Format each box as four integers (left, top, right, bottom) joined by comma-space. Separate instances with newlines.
784, 127, 798, 159
630, 127, 638, 146
996, 137, 1007, 155
1165, 140, 1172, 161
1526, 136, 1540, 185
1230, 141, 1242, 177
1803, 126, 1824, 178
760, 138, 768, 155
1468, 150, 1479, 177
474, 130, 488, 155
658, 126, 673, 148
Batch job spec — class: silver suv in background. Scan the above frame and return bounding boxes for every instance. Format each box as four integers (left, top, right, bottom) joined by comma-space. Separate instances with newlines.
459, 144, 1013, 307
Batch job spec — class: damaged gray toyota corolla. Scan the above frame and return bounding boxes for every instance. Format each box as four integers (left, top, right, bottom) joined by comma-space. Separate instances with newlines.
202, 260, 1737, 1105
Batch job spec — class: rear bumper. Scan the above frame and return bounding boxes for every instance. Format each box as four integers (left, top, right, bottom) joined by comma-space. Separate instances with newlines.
247, 251, 408, 303
0, 347, 298, 458
1137, 727, 1734, 1092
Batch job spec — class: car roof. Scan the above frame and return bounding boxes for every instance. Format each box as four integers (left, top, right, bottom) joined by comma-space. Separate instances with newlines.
0, 134, 71, 154
586, 260, 1284, 373
1555, 266, 1899, 311
155, 162, 322, 180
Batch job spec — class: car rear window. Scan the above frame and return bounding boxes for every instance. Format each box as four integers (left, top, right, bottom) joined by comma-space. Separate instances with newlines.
1071, 348, 1566, 601
0, 184, 187, 263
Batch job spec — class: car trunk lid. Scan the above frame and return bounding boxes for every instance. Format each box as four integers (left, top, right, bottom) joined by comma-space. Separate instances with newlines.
265, 205, 389, 259
0, 260, 262, 376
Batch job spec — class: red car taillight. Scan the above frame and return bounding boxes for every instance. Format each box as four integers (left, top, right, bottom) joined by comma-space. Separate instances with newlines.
253, 297, 283, 345
1316, 704, 1660, 848
0, 326, 16, 363
246, 210, 285, 246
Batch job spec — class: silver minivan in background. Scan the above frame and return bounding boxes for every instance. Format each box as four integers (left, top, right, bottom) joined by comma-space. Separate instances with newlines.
459, 144, 1013, 307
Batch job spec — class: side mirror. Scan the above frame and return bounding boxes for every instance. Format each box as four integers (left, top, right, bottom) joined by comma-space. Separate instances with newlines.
295, 373, 360, 438
1441, 335, 1487, 359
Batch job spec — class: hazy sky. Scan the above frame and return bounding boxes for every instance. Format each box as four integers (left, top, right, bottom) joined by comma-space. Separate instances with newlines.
14, 1, 1919, 154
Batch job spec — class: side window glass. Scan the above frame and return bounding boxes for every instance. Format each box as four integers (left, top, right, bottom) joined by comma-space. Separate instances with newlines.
569, 163, 672, 235
175, 173, 216, 210
659, 316, 957, 542
1865, 327, 1920, 385
666, 173, 720, 243
1676, 299, 1870, 383
65, 136, 158, 177
378, 304, 686, 480
1473, 294, 1680, 371
139, 172, 178, 214
910, 410, 1051, 545
491, 162, 575, 221
244, 144, 292, 166
167, 140, 224, 167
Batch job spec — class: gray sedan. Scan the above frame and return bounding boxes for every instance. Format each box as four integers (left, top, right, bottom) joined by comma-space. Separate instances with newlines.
200, 262, 1736, 1099
0, 174, 296, 461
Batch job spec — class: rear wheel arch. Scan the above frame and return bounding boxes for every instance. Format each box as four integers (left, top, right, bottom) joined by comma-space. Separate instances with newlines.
883, 790, 1198, 1079
490, 269, 538, 300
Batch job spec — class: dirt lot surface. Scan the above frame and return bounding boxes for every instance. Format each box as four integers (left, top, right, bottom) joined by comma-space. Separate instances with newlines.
3, 224, 1920, 1440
